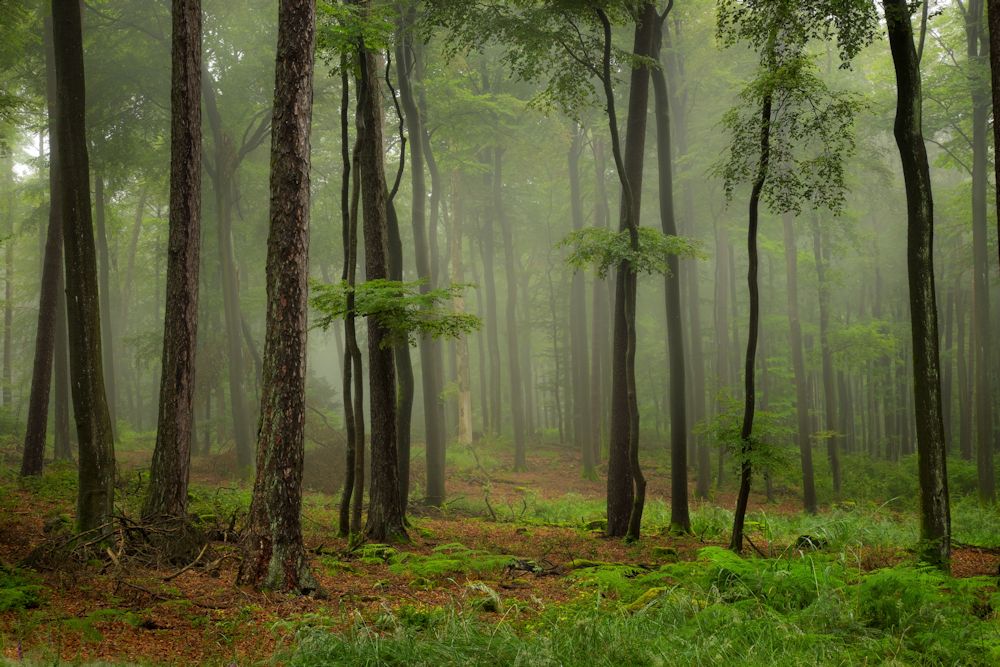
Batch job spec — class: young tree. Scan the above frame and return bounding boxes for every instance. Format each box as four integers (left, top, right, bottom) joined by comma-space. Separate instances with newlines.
715, 0, 873, 553
143, 0, 202, 522
884, 0, 951, 569
52, 0, 117, 532
239, 0, 318, 592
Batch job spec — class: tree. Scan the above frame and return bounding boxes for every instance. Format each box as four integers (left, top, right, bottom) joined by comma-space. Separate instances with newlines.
356, 0, 406, 543
143, 0, 202, 522
21, 13, 62, 478
52, 0, 116, 532
884, 0, 951, 569
714, 0, 873, 553
238, 0, 318, 592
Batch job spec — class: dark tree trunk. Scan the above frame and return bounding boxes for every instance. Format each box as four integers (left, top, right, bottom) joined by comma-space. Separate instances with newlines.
396, 8, 447, 504
53, 271, 72, 461
783, 214, 817, 514
387, 201, 415, 509
599, 5, 654, 540
239, 0, 317, 593
567, 128, 593, 478
22, 15, 63, 476
988, 0, 1000, 270
651, 11, 690, 534
729, 86, 771, 555
144, 0, 202, 522
811, 218, 841, 496
52, 0, 116, 532
356, 14, 406, 542
957, 283, 972, 460
885, 0, 951, 569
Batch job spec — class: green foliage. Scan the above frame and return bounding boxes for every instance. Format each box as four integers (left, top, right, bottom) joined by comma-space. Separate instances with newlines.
310, 279, 481, 347
0, 565, 42, 612
696, 393, 792, 475
316, 0, 395, 65
560, 226, 702, 279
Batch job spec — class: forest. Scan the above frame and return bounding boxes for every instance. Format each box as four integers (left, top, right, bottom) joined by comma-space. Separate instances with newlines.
1, 0, 1000, 664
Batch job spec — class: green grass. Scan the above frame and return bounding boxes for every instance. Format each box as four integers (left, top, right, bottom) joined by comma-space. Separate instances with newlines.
286, 553, 1000, 666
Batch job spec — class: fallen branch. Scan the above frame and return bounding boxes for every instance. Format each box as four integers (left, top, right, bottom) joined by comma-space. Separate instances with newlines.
163, 543, 209, 582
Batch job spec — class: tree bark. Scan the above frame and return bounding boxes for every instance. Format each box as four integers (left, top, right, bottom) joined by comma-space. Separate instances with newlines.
567, 128, 592, 478
144, 0, 202, 522
450, 172, 473, 445
52, 0, 116, 533
811, 217, 841, 496
651, 10, 690, 534
239, 0, 317, 593
22, 14, 63, 476
356, 10, 406, 542
93, 172, 117, 435
885, 0, 951, 569
590, 137, 611, 467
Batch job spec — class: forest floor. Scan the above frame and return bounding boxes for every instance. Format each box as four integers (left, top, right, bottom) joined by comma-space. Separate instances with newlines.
1, 438, 999, 665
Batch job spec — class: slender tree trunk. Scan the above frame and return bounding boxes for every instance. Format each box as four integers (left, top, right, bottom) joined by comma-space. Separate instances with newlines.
481, 189, 502, 436
240, 0, 317, 593
450, 172, 472, 445
3, 185, 12, 409
885, 0, 951, 568
54, 271, 72, 460
143, 0, 202, 522
356, 16, 406, 542
590, 137, 611, 466
942, 283, 954, 445
651, 12, 689, 533
93, 173, 117, 434
52, 0, 116, 532
387, 201, 414, 509
729, 87, 771, 555
957, 283, 972, 460
713, 222, 731, 486
811, 218, 841, 496
783, 214, 817, 513
567, 128, 592, 478
22, 15, 63, 476
495, 148, 527, 471
987, 0, 1000, 270
396, 10, 446, 504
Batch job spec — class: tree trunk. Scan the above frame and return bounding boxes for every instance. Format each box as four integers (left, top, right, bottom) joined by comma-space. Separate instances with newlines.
22, 14, 63, 476
144, 0, 202, 522
783, 214, 817, 513
729, 88, 771, 555
481, 184, 502, 436
567, 128, 592, 478
651, 12, 689, 534
811, 217, 841, 496
590, 138, 611, 466
396, 9, 446, 504
387, 201, 415, 510
885, 0, 951, 569
93, 173, 117, 435
239, 0, 317, 593
495, 148, 528, 471
52, 0, 116, 532
450, 172, 472, 445
987, 0, 1000, 270
356, 17, 406, 542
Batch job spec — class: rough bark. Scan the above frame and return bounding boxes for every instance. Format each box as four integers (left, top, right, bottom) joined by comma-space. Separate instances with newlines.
144, 0, 202, 521
52, 0, 116, 532
885, 0, 951, 569
239, 0, 317, 593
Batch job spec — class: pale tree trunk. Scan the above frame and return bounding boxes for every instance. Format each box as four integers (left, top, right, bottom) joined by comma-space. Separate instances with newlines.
451, 172, 472, 445
93, 173, 117, 435
239, 0, 318, 593
567, 127, 593, 478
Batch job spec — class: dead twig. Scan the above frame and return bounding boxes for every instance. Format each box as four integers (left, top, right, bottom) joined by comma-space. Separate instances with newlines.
163, 543, 209, 582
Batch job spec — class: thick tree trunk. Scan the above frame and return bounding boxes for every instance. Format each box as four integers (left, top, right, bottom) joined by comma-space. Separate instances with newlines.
651, 13, 689, 534
783, 214, 817, 514
52, 0, 116, 532
22, 15, 63, 476
885, 0, 951, 569
356, 18, 406, 542
239, 0, 317, 593
144, 0, 202, 522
